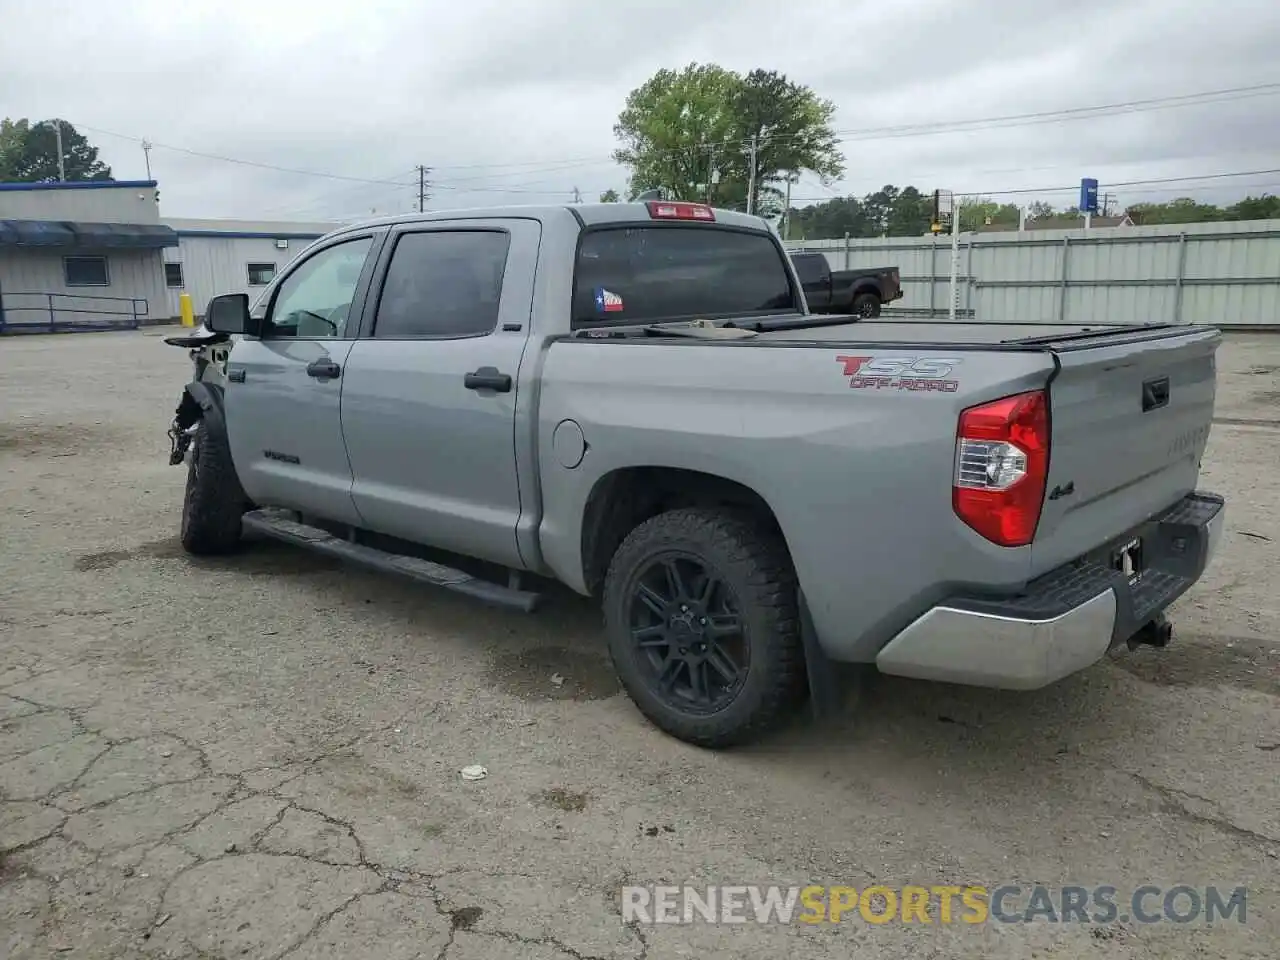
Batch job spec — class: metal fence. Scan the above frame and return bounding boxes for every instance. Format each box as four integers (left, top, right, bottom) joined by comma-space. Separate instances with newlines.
784, 218, 1280, 328
0, 291, 149, 334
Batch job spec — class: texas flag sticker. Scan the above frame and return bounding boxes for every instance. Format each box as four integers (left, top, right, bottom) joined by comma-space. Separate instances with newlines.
594, 287, 624, 313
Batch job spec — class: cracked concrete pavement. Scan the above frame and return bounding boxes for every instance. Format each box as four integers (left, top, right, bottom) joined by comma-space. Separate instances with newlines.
2, 329, 1278, 959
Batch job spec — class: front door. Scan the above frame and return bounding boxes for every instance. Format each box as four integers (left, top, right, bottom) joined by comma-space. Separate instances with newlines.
223, 233, 381, 525
340, 220, 539, 568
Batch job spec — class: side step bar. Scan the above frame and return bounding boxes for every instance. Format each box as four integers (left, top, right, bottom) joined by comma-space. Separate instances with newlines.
240, 509, 541, 613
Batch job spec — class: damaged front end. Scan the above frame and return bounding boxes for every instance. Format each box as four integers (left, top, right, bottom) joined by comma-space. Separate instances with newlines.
164, 327, 231, 465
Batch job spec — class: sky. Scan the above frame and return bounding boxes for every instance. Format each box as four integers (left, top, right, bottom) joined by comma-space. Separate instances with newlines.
2, 0, 1279, 223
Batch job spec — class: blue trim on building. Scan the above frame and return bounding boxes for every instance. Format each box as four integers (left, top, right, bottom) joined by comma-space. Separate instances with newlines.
0, 180, 158, 192
174, 230, 325, 240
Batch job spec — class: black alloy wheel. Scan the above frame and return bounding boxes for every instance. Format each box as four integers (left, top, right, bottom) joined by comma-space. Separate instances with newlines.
626, 553, 749, 715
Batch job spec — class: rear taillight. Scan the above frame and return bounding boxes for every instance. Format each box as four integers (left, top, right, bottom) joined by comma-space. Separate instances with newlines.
953, 390, 1049, 547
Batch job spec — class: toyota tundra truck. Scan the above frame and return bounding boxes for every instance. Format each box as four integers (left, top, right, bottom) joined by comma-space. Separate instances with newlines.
166, 200, 1224, 748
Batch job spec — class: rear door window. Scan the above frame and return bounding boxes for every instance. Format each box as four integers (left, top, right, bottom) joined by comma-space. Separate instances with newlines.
374, 230, 510, 339
790, 254, 829, 285
572, 226, 797, 328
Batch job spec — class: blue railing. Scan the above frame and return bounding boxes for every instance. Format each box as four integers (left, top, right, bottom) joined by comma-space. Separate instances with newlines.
0, 291, 149, 334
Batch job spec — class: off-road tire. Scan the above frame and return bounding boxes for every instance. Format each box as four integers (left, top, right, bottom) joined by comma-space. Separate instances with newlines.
852, 292, 881, 318
602, 507, 804, 748
180, 423, 245, 555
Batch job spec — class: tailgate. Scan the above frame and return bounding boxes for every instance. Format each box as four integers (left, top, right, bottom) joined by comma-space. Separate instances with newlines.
1031, 325, 1220, 575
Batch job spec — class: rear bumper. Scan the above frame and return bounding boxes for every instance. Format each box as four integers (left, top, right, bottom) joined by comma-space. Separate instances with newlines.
875, 491, 1224, 689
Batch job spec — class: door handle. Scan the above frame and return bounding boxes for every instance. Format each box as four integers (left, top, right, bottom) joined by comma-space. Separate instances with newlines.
306, 358, 341, 380
464, 367, 512, 393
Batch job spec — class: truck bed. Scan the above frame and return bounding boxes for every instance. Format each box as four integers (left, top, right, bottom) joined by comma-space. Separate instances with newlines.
757, 320, 1178, 346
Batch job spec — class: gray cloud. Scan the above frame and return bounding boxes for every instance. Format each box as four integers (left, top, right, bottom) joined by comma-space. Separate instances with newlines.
2, 0, 1277, 220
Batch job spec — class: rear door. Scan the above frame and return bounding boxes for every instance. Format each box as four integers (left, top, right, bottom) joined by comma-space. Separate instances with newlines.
223, 232, 382, 525
1031, 326, 1220, 573
790, 253, 831, 309
340, 219, 539, 568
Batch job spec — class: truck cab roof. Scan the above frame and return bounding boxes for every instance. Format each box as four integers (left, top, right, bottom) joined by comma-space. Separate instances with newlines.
335, 203, 774, 235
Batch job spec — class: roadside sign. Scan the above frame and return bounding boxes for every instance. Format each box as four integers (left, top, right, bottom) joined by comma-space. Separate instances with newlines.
1080, 178, 1099, 214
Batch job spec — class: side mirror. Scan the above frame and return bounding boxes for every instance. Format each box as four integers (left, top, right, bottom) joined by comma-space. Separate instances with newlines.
205, 293, 258, 336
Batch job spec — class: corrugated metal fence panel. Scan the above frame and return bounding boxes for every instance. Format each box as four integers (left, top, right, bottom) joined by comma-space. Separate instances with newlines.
784, 218, 1280, 327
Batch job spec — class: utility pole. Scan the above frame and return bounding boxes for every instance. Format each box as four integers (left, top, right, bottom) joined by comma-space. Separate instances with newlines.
417, 165, 430, 213
141, 140, 153, 180
705, 146, 715, 204
53, 120, 66, 181
949, 195, 963, 323
783, 173, 792, 241
746, 134, 759, 216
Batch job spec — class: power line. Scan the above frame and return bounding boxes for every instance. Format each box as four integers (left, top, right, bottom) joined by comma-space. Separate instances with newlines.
72, 81, 1280, 190
787, 167, 1280, 204
256, 167, 419, 217
819, 82, 1280, 148
74, 123, 417, 186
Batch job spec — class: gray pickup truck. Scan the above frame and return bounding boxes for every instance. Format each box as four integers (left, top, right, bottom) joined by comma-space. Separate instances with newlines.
167, 200, 1224, 748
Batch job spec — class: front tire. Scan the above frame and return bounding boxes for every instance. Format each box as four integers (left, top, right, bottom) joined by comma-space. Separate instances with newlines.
180, 423, 245, 555
602, 508, 804, 748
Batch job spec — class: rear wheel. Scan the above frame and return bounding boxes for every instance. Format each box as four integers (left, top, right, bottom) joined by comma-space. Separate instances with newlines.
602, 507, 804, 748
852, 292, 881, 318
180, 423, 245, 555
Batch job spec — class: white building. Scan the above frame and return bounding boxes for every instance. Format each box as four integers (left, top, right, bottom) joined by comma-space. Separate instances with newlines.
0, 178, 338, 333
0, 180, 174, 331
161, 218, 338, 317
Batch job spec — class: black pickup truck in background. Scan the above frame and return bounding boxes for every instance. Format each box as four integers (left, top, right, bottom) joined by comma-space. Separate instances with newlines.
789, 252, 903, 317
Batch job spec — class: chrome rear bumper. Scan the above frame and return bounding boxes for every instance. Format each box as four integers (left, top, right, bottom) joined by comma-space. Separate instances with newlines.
876, 491, 1224, 690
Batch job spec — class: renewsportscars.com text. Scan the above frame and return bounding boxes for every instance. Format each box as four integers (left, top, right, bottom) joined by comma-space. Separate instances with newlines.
622, 884, 1248, 926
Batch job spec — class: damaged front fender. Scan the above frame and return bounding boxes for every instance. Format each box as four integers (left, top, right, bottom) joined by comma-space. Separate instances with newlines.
168, 382, 227, 466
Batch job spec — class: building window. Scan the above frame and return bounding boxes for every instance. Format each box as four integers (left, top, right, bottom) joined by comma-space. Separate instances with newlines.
247, 262, 276, 286
64, 256, 110, 287
165, 262, 184, 288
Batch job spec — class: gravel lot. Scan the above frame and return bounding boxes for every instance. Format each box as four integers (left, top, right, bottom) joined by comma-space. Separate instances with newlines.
1, 328, 1277, 959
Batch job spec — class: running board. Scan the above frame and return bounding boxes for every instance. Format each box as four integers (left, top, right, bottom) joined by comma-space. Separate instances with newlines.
240, 509, 541, 613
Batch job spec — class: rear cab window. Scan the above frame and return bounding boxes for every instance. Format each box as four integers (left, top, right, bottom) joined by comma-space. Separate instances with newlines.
572, 225, 799, 328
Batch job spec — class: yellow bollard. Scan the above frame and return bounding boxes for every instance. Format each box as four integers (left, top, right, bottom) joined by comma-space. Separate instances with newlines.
179, 292, 195, 328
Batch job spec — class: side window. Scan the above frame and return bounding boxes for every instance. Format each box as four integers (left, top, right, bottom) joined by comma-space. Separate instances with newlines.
791, 255, 827, 285
265, 237, 373, 339
373, 231, 510, 339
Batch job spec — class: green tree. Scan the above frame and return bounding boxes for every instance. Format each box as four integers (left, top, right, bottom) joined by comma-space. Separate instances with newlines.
887, 186, 933, 236
0, 118, 113, 182
1126, 198, 1224, 225
787, 195, 872, 240
734, 69, 843, 214
1226, 194, 1280, 220
612, 64, 743, 204
788, 185, 935, 240
959, 198, 1020, 231
612, 64, 844, 211
598, 189, 621, 202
